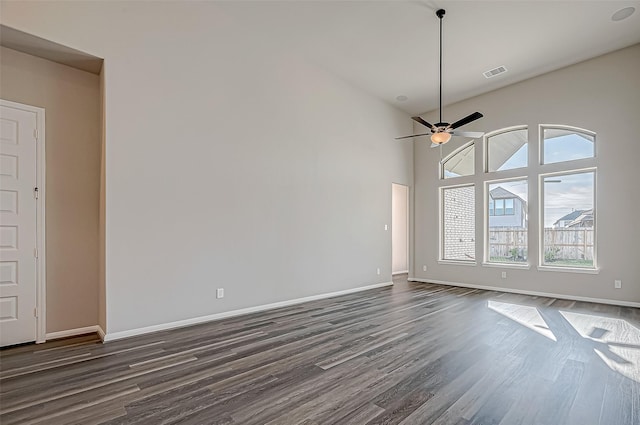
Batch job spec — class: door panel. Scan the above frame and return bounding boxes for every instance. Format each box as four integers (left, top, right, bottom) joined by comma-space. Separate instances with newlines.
0, 104, 38, 346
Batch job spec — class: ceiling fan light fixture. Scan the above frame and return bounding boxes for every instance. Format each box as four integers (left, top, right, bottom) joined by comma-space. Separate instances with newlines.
395, 9, 484, 145
431, 132, 452, 145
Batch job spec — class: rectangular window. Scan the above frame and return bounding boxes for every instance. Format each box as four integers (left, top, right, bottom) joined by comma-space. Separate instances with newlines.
441, 185, 475, 262
505, 198, 514, 215
495, 199, 504, 216
541, 170, 595, 268
487, 180, 528, 264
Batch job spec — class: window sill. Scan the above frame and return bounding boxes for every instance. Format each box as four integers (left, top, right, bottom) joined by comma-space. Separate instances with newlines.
438, 260, 477, 267
537, 265, 600, 274
482, 262, 531, 270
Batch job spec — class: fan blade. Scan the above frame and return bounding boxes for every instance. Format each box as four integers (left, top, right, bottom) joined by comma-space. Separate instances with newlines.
411, 116, 435, 130
451, 131, 484, 138
431, 143, 440, 148
395, 133, 432, 140
449, 112, 483, 129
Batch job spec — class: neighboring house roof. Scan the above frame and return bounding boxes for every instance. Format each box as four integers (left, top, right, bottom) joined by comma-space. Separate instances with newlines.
489, 187, 525, 204
567, 209, 593, 228
554, 210, 585, 225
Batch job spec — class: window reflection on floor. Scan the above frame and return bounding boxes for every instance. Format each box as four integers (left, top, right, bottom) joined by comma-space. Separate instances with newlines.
560, 310, 640, 383
488, 300, 640, 383
488, 300, 557, 341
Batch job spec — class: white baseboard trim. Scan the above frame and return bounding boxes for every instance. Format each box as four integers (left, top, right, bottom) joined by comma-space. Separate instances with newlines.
46, 325, 104, 341
96, 325, 106, 342
408, 278, 640, 308
392, 270, 409, 275
103, 281, 393, 342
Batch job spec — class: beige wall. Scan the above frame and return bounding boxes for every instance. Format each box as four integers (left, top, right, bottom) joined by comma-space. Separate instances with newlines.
414, 44, 640, 304
0, 46, 101, 332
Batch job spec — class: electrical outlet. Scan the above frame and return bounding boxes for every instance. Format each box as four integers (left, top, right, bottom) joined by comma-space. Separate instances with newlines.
216, 288, 224, 299
384, 224, 388, 231
501, 272, 507, 279
614, 280, 622, 289
423, 265, 427, 272
377, 268, 381, 275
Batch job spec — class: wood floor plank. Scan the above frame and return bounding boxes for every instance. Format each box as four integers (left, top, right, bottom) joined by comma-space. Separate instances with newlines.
0, 275, 638, 424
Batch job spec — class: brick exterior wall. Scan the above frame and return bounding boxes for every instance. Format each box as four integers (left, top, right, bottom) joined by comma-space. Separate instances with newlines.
443, 186, 475, 261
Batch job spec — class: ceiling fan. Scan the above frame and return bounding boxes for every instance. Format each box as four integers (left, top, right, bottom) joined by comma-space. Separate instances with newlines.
396, 9, 484, 147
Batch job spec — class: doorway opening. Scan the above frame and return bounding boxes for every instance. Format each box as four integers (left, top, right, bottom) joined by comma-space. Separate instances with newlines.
392, 183, 409, 275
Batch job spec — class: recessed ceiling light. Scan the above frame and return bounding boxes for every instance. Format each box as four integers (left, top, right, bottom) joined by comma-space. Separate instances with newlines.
395, 95, 408, 102
612, 7, 635, 21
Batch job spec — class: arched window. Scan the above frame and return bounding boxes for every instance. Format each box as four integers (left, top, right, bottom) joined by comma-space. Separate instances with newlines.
485, 126, 528, 172
541, 125, 595, 164
438, 123, 597, 271
441, 141, 474, 179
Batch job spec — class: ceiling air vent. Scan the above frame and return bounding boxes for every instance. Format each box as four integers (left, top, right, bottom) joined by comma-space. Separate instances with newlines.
483, 66, 507, 79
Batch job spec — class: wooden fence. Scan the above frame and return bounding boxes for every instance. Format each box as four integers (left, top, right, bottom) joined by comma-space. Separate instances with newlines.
489, 227, 594, 261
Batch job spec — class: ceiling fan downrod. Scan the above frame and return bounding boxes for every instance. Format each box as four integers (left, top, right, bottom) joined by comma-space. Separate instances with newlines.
436, 9, 445, 125
394, 8, 484, 146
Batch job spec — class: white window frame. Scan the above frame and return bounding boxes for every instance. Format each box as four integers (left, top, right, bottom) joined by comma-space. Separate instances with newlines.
538, 168, 598, 273
434, 123, 599, 275
483, 177, 530, 269
439, 183, 476, 265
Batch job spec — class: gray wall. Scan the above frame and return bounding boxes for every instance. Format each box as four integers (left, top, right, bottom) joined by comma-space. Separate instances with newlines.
0, 46, 101, 332
3, 2, 635, 338
0, 2, 413, 335
414, 44, 640, 303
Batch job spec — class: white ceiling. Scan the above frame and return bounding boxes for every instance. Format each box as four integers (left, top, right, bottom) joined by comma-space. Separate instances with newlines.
217, 1, 640, 115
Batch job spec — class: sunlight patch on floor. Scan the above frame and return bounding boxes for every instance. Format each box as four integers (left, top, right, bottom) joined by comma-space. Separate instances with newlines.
561, 310, 640, 383
488, 300, 557, 341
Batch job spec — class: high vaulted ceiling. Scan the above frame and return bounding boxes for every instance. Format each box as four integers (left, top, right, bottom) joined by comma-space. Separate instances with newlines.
217, 1, 640, 115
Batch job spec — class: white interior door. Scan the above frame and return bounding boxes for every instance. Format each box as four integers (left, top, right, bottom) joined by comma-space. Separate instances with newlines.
0, 102, 39, 346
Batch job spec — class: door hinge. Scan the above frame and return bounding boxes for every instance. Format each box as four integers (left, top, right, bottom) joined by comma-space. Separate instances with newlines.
34, 187, 39, 199
34, 248, 38, 259
34, 307, 38, 318
34, 129, 39, 141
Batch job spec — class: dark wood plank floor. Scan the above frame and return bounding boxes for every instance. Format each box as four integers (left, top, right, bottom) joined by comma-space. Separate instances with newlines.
1, 275, 639, 424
